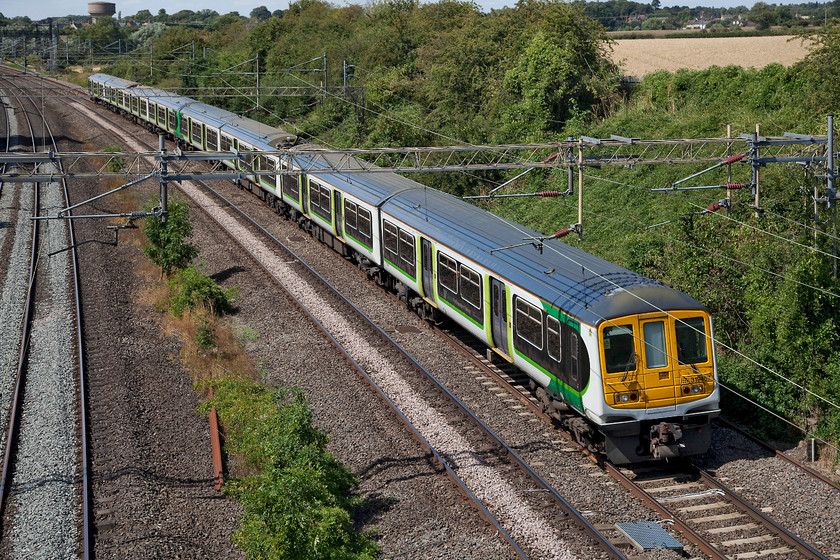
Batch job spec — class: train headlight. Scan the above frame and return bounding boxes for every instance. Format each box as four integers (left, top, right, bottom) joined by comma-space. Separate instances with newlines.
682, 383, 705, 395
615, 392, 640, 404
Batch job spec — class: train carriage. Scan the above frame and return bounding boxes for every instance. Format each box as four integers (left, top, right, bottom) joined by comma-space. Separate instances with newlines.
88, 73, 721, 464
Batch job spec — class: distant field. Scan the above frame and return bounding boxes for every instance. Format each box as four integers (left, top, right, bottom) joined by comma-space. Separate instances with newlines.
610, 35, 812, 76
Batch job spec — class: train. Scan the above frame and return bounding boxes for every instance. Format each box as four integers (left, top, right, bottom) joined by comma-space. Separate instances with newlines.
87, 73, 720, 464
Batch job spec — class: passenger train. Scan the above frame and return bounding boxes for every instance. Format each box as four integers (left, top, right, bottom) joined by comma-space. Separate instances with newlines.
88, 73, 720, 464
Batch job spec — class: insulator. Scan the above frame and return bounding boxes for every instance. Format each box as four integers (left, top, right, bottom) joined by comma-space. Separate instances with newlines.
552, 228, 571, 238
705, 202, 721, 213
539, 191, 563, 197
724, 182, 745, 189
724, 153, 745, 164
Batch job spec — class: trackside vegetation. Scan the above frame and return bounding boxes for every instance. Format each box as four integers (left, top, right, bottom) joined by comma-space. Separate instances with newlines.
143, 196, 200, 278
198, 378, 379, 560
142, 196, 378, 557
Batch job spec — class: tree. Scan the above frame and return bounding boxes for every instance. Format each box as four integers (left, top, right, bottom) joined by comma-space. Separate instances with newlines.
207, 12, 244, 32
650, 0, 660, 10
130, 22, 166, 45
71, 17, 125, 47
196, 9, 219, 20
143, 197, 199, 278
751, 2, 777, 30
795, 26, 840, 113
250, 5, 271, 21
500, 2, 619, 140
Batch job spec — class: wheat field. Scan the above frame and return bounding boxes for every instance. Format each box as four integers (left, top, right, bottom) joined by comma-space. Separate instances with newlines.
611, 35, 812, 76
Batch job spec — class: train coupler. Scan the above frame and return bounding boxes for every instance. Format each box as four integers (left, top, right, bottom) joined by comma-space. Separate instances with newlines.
650, 422, 684, 459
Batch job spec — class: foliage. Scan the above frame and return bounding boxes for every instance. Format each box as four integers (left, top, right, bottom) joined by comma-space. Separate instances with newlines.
500, 3, 619, 139
793, 25, 840, 114
143, 196, 199, 277
751, 2, 778, 30
70, 18, 127, 47
130, 22, 166, 46
250, 6, 272, 21
168, 265, 238, 317
201, 378, 378, 560
195, 313, 216, 349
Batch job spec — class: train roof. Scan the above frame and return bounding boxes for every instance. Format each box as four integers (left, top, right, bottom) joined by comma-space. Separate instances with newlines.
311, 162, 706, 327
89, 74, 297, 149
90, 74, 706, 326
386, 184, 705, 327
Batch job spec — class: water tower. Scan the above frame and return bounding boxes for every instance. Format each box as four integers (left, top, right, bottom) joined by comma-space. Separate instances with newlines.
88, 2, 116, 23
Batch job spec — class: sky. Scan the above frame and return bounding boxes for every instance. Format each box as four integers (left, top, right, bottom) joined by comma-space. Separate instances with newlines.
0, 0, 781, 22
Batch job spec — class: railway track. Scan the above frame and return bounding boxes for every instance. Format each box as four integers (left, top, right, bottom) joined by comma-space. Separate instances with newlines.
152, 127, 839, 559
1, 71, 243, 559
72, 96, 627, 558
440, 322, 838, 559
25, 72, 839, 559
186, 176, 627, 559
0, 72, 89, 558
612, 463, 829, 560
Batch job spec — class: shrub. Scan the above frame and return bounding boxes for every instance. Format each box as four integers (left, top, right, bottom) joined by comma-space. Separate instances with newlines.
169, 265, 238, 317
203, 379, 379, 560
195, 314, 216, 349
143, 196, 199, 277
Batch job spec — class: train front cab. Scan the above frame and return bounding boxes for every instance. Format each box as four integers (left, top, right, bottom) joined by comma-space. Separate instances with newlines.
598, 310, 720, 464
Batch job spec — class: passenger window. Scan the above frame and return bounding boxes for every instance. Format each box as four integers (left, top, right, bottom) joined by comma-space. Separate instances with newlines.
398, 230, 416, 277
460, 266, 481, 309
603, 325, 635, 374
207, 129, 219, 151
438, 254, 458, 292
515, 299, 543, 349
310, 182, 332, 221
383, 221, 399, 263
547, 316, 562, 361
642, 321, 668, 369
357, 207, 372, 242
676, 317, 708, 364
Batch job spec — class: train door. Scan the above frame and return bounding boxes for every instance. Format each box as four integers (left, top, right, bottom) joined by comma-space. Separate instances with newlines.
334, 190, 344, 240
490, 278, 509, 356
232, 139, 241, 171
568, 329, 581, 391
421, 238, 435, 303
639, 316, 677, 411
301, 177, 310, 216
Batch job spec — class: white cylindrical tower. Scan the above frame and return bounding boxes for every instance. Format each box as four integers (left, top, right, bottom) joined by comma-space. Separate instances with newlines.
88, 2, 116, 23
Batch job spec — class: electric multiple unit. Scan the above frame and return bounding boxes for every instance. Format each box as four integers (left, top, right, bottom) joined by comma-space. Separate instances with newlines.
89, 73, 720, 463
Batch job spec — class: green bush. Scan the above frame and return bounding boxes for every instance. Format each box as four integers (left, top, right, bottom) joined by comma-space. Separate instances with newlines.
143, 196, 199, 277
169, 266, 238, 317
202, 378, 378, 560
195, 314, 217, 349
